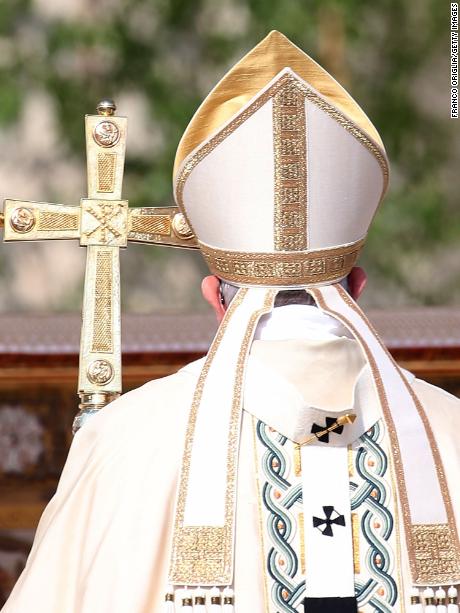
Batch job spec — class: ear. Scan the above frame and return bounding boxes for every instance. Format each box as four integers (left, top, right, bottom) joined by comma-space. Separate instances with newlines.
348, 266, 367, 300
201, 275, 226, 322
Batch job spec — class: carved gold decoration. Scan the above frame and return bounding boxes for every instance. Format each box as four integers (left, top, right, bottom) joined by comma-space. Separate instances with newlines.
80, 199, 128, 247
38, 211, 79, 232
91, 250, 113, 353
172, 212, 194, 240
0, 212, 5, 228
128, 207, 199, 249
10, 207, 36, 233
3, 200, 81, 241
78, 245, 121, 402
97, 152, 117, 193
131, 213, 170, 236
86, 114, 126, 201
1, 107, 196, 430
174, 30, 385, 174
93, 119, 121, 148
199, 238, 364, 286
87, 359, 114, 385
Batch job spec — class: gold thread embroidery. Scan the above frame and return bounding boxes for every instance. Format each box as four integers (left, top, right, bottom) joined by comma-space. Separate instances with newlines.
169, 289, 276, 584
311, 284, 460, 584
169, 290, 246, 584
175, 72, 389, 248
91, 250, 113, 353
199, 238, 364, 286
388, 438, 408, 613
38, 211, 79, 231
351, 512, 361, 575
311, 286, 417, 581
334, 284, 460, 584
293, 443, 302, 477
298, 511, 306, 576
348, 443, 354, 478
251, 415, 271, 613
273, 82, 307, 251
97, 152, 116, 193
412, 524, 459, 582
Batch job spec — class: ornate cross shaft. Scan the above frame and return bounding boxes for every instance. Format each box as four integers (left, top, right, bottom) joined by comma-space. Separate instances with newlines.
0, 99, 197, 432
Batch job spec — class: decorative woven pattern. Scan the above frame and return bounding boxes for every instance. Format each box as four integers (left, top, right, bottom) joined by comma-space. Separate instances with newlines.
350, 421, 400, 611
38, 211, 79, 231
254, 419, 306, 613
412, 523, 460, 581
254, 419, 402, 612
91, 250, 113, 353
130, 214, 171, 236
273, 81, 307, 251
200, 239, 364, 286
97, 152, 117, 193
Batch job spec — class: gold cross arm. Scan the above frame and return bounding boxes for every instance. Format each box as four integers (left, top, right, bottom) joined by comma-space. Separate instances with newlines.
1, 200, 198, 249
0, 100, 197, 433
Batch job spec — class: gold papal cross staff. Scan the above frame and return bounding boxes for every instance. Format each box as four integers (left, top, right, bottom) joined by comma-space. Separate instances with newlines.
0, 100, 198, 433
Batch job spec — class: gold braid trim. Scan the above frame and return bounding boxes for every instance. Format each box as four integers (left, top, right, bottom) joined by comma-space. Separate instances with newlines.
311, 284, 460, 585
169, 288, 276, 585
199, 238, 365, 286
273, 81, 307, 251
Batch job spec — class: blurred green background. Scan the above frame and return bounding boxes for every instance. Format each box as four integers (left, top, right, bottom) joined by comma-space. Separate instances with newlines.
0, 0, 458, 312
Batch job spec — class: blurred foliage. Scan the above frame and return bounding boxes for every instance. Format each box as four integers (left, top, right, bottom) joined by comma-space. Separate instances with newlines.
0, 0, 458, 305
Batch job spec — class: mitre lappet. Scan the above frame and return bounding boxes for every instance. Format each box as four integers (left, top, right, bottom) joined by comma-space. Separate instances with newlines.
165, 31, 460, 609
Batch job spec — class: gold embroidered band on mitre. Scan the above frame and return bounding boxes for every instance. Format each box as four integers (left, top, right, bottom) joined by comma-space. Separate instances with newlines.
199, 238, 365, 287
273, 80, 308, 251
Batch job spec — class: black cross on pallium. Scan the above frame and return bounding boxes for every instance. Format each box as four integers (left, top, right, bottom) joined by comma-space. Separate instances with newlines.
313, 506, 346, 537
310, 417, 344, 443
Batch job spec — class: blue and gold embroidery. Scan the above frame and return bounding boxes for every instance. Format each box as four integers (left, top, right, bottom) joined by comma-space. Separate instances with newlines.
351, 422, 400, 611
256, 420, 306, 612
254, 418, 402, 612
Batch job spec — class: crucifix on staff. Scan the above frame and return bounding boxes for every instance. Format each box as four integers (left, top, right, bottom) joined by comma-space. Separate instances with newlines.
0, 98, 198, 433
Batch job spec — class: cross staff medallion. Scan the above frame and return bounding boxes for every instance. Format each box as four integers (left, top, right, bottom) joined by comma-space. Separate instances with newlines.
0, 99, 198, 433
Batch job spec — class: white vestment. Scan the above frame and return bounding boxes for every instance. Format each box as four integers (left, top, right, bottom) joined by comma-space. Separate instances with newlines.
3, 307, 460, 612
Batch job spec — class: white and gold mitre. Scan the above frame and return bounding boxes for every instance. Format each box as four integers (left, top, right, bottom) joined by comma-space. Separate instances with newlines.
173, 30, 389, 287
